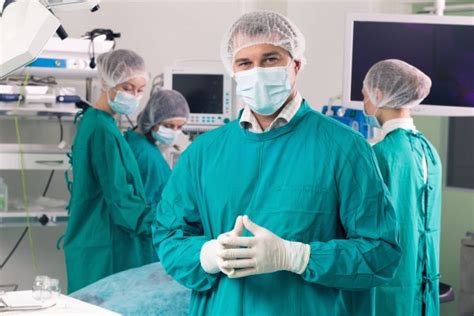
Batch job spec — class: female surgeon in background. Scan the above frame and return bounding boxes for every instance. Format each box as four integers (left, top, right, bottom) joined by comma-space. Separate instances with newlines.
124, 89, 190, 206
64, 49, 157, 293
363, 59, 442, 316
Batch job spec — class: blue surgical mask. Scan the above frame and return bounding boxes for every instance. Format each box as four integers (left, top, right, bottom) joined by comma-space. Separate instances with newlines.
363, 108, 381, 129
108, 90, 142, 115
152, 126, 178, 145
235, 65, 292, 116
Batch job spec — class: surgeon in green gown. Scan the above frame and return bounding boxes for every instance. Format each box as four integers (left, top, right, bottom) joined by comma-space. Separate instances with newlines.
152, 11, 401, 316
125, 89, 190, 206
64, 49, 156, 293
362, 59, 442, 316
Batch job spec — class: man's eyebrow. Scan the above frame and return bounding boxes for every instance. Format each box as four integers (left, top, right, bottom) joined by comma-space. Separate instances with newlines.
262, 51, 282, 58
234, 51, 283, 63
234, 57, 251, 63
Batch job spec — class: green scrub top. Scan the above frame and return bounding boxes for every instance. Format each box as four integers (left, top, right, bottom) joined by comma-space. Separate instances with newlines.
64, 107, 155, 293
373, 128, 442, 316
152, 101, 402, 316
124, 129, 171, 206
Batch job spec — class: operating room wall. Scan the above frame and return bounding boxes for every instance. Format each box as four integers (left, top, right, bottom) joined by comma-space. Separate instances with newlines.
0, 0, 411, 294
2, 2, 472, 312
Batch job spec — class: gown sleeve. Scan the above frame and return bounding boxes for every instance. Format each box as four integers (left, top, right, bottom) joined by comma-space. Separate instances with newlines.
139, 148, 171, 207
301, 137, 401, 290
152, 150, 219, 291
91, 127, 153, 236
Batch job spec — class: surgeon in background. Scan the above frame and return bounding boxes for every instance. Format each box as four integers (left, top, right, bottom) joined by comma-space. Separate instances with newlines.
362, 59, 442, 316
152, 11, 401, 315
64, 49, 156, 293
125, 89, 190, 207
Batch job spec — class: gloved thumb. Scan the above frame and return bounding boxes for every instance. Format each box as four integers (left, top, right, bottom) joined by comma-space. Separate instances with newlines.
231, 215, 244, 236
242, 215, 262, 235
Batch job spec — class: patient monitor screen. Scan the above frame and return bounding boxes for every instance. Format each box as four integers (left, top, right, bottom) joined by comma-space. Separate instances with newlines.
172, 74, 224, 114
351, 21, 474, 108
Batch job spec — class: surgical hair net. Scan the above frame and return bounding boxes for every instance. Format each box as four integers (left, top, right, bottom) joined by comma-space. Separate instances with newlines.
137, 89, 190, 133
220, 11, 306, 75
97, 49, 148, 89
363, 59, 432, 109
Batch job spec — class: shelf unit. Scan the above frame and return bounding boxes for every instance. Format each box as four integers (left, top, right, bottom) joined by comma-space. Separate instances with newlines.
0, 104, 79, 227
0, 210, 68, 228
0, 38, 115, 226
0, 144, 70, 227
0, 104, 80, 119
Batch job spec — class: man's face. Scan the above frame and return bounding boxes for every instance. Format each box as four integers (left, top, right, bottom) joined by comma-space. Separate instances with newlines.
232, 43, 300, 88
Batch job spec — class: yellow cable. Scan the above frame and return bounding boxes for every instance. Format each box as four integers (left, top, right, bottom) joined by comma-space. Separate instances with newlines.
13, 71, 39, 274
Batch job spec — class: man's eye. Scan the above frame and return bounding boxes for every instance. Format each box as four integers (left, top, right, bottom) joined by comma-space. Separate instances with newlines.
263, 57, 278, 64
238, 61, 251, 67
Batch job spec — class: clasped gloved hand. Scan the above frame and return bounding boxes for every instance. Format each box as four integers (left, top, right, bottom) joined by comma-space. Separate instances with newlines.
200, 216, 244, 274
217, 215, 310, 278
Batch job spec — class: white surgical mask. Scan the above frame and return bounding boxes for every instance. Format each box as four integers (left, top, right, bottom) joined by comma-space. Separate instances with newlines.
152, 126, 178, 145
363, 108, 381, 129
108, 90, 142, 115
235, 65, 292, 116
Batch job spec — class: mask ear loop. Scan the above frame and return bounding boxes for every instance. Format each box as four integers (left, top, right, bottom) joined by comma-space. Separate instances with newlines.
285, 58, 297, 95
287, 58, 295, 68
106, 88, 116, 105
373, 107, 380, 125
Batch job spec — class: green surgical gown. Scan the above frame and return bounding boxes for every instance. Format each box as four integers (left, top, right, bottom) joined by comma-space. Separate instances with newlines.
152, 101, 402, 316
373, 128, 442, 316
64, 108, 155, 293
124, 129, 171, 206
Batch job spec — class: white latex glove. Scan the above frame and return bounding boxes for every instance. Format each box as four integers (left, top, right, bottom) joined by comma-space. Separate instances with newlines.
200, 216, 244, 274
217, 215, 310, 278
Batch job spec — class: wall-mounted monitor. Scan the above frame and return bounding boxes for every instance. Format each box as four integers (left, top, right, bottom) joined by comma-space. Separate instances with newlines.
343, 13, 474, 116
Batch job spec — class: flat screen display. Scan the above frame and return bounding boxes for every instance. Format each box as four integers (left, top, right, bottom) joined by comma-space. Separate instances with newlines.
172, 74, 224, 114
351, 21, 474, 108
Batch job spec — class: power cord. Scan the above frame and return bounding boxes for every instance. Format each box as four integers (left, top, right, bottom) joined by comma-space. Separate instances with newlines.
0, 228, 28, 270
12, 71, 38, 274
150, 74, 164, 97
41, 116, 64, 197
84, 28, 121, 69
